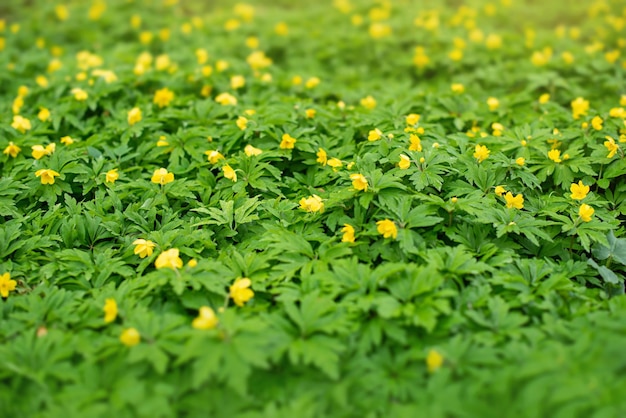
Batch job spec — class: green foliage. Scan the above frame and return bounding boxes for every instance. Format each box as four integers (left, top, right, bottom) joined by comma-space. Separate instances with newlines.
1, 0, 625, 417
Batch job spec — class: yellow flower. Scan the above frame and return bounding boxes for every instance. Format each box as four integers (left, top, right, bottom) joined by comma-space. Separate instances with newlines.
305, 77, 320, 89
274, 22, 289, 36
604, 136, 619, 158
55, 5, 69, 21
35, 169, 60, 185
205, 150, 225, 164
3, 141, 21, 158
187, 258, 198, 267
103, 299, 118, 323
280, 133, 297, 149
157, 136, 169, 147
132, 239, 155, 258
451, 83, 465, 94
548, 149, 562, 163
223, 164, 237, 182
192, 306, 219, 330
71, 88, 88, 101
473, 144, 490, 163
327, 158, 343, 170
120, 328, 140, 347
376, 219, 398, 239
106, 169, 119, 183
350, 173, 368, 191
515, 157, 525, 166
60, 136, 74, 145
305, 108, 316, 119
151, 168, 174, 185
368, 128, 383, 141
155, 248, 183, 270
404, 113, 420, 126
215, 92, 238, 106
128, 107, 142, 125
153, 88, 174, 108
12, 96, 23, 114
504, 192, 524, 209
570, 181, 589, 200
230, 277, 254, 307
487, 97, 499, 111
245, 144, 262, 156
38, 107, 51, 122
299, 195, 324, 213
495, 185, 506, 196
0, 272, 17, 298
360, 95, 377, 110
341, 224, 355, 243
11, 115, 31, 133
316, 148, 327, 165
409, 134, 423, 152
369, 22, 391, 39
246, 51, 272, 70
32, 145, 48, 160
426, 349, 444, 373
398, 154, 411, 169
231, 75, 246, 90
579, 204, 594, 222
155, 54, 171, 71
571, 97, 589, 119
591, 116, 603, 130
236, 116, 248, 131
216, 60, 229, 72
539, 93, 550, 104
609, 107, 625, 118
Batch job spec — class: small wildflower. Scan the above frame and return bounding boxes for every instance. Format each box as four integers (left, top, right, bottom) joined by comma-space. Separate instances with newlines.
280, 133, 297, 149
548, 149, 562, 163
305, 109, 316, 119
539, 93, 550, 104
120, 328, 140, 347
0, 272, 17, 298
205, 150, 225, 164
504, 192, 524, 209
473, 144, 490, 163
487, 97, 499, 111
3, 142, 21, 158
105, 169, 119, 184
236, 116, 248, 130
570, 181, 589, 200
571, 97, 589, 119
515, 157, 525, 166
192, 306, 219, 330
327, 158, 343, 170
244, 144, 262, 156
156, 136, 169, 147
103, 299, 118, 323
360, 95, 377, 110
579, 204, 594, 222
132, 239, 155, 258
316, 148, 328, 165
215, 92, 238, 106
495, 185, 506, 196
591, 116, 603, 130
11, 115, 31, 133
350, 173, 368, 191
376, 219, 398, 239
128, 107, 142, 125
426, 349, 444, 373
155, 248, 183, 270
451, 83, 465, 94
230, 278, 254, 307
153, 88, 174, 108
409, 134, 422, 152
187, 259, 198, 268
398, 154, 411, 169
341, 224, 355, 243
305, 77, 320, 89
71, 88, 88, 101
151, 168, 174, 185
35, 169, 60, 185
38, 108, 51, 122
231, 75, 245, 90
60, 136, 74, 146
368, 128, 383, 141
406, 113, 420, 126
604, 136, 619, 158
299, 195, 324, 213
223, 165, 237, 182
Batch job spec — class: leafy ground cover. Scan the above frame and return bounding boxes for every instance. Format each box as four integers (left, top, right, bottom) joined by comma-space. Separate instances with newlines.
1, 0, 626, 416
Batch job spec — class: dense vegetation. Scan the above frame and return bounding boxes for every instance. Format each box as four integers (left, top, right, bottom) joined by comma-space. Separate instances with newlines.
1, 0, 626, 416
